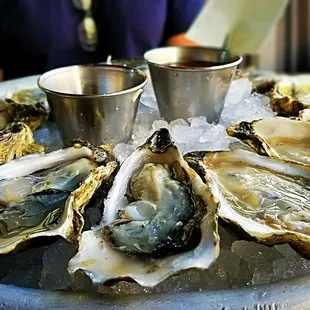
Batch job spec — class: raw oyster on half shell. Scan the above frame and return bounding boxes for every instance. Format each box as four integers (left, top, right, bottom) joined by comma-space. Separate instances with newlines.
0, 142, 118, 254
227, 117, 310, 166
185, 149, 310, 258
68, 129, 219, 287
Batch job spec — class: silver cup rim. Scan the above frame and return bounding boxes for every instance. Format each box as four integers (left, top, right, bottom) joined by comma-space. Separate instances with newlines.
144, 46, 243, 72
37, 64, 148, 98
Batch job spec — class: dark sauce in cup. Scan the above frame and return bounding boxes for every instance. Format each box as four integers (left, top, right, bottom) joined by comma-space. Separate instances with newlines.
166, 60, 224, 69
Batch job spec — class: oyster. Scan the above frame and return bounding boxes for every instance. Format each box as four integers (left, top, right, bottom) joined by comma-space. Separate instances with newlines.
227, 117, 310, 165
277, 75, 310, 108
0, 143, 118, 254
0, 122, 44, 165
68, 129, 219, 287
11, 88, 47, 105
253, 80, 304, 117
0, 98, 49, 131
185, 149, 310, 257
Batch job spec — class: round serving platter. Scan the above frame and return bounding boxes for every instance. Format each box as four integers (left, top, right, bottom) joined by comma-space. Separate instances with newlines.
1, 67, 310, 310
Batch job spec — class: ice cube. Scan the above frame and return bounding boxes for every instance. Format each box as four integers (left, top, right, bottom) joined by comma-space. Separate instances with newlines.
70, 273, 96, 292
136, 103, 160, 129
274, 244, 297, 257
0, 265, 43, 289
169, 119, 189, 128
0, 245, 45, 289
170, 125, 203, 144
232, 241, 282, 263
198, 125, 230, 151
152, 120, 169, 131
251, 265, 274, 285
140, 83, 158, 110
40, 239, 77, 290
220, 93, 275, 127
273, 257, 310, 282
188, 116, 210, 129
225, 78, 252, 105
141, 93, 158, 110
114, 143, 135, 163
34, 121, 64, 152
218, 225, 238, 250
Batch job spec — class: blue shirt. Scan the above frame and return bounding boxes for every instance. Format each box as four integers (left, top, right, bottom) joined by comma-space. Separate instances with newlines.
0, 0, 204, 79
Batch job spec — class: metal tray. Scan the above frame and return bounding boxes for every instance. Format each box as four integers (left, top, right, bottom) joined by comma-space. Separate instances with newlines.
1, 273, 310, 310
0, 61, 310, 310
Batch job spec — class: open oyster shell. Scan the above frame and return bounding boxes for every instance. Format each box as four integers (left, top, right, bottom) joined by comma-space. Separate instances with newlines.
227, 117, 310, 165
0, 122, 44, 165
0, 143, 118, 254
185, 149, 310, 258
68, 129, 219, 287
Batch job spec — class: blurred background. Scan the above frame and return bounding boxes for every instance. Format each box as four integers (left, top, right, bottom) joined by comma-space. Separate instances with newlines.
250, 0, 310, 73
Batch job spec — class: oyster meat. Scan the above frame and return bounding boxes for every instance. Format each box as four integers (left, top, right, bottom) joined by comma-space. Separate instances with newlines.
0, 122, 44, 165
68, 129, 219, 287
227, 117, 310, 165
185, 149, 310, 257
0, 142, 118, 254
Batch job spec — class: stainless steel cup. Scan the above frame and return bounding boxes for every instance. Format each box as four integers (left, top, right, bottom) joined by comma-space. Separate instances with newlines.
38, 64, 147, 145
144, 47, 242, 123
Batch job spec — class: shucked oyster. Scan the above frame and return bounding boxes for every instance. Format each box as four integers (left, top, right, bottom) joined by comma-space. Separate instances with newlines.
227, 117, 310, 165
0, 143, 118, 254
68, 129, 219, 287
185, 149, 310, 257
0, 122, 44, 165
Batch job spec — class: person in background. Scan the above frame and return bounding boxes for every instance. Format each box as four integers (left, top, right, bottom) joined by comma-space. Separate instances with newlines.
0, 0, 204, 81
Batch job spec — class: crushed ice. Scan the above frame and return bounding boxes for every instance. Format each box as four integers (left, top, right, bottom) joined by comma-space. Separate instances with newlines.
114, 78, 275, 163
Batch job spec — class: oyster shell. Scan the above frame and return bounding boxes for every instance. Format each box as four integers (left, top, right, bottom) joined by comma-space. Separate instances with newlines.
252, 76, 310, 117
185, 149, 310, 257
11, 88, 47, 105
0, 98, 49, 131
227, 117, 310, 165
0, 143, 118, 254
0, 122, 44, 165
277, 75, 310, 108
68, 129, 219, 287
